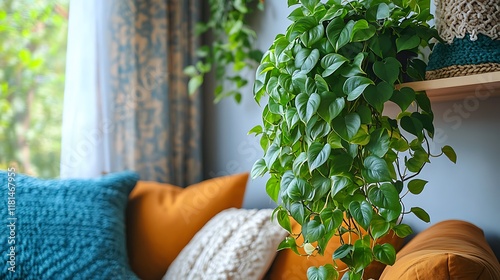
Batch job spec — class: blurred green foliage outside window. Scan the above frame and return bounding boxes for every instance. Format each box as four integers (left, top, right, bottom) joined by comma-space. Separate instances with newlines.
0, 0, 69, 177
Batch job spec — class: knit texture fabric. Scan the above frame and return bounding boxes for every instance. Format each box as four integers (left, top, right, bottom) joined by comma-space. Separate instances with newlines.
427, 34, 500, 70
435, 0, 500, 44
426, 34, 500, 79
163, 208, 287, 280
0, 171, 139, 280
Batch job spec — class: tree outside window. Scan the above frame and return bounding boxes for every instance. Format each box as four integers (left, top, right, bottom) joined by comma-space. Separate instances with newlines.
0, 0, 69, 178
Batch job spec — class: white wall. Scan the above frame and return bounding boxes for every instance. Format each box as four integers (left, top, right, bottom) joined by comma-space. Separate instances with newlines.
203, 0, 294, 210
202, 0, 500, 258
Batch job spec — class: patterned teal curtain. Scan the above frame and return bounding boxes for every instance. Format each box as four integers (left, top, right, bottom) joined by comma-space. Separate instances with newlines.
108, 0, 202, 186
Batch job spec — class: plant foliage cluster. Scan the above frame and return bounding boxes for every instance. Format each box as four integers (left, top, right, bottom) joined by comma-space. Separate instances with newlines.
250, 0, 456, 279
184, 0, 264, 103
0, 0, 69, 177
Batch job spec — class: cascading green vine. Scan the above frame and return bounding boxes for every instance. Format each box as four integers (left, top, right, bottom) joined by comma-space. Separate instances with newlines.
250, 0, 456, 279
185, 0, 264, 103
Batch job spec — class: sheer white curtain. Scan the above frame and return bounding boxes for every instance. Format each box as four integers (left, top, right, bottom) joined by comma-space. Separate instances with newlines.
60, 0, 115, 178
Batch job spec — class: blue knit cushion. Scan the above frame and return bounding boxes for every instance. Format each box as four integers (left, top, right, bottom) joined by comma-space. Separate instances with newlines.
0, 171, 139, 280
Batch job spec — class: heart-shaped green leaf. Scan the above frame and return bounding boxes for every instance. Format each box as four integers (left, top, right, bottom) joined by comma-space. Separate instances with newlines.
368, 183, 401, 210
332, 113, 361, 141
278, 73, 294, 93
344, 76, 374, 101
353, 237, 373, 272
292, 152, 307, 175
301, 23, 325, 47
254, 62, 273, 103
301, 0, 320, 12
337, 20, 355, 49
341, 52, 367, 78
305, 77, 318, 95
296, 92, 321, 123
362, 155, 392, 183
415, 91, 432, 114
331, 175, 353, 197
287, 16, 318, 41
411, 206, 430, 223
349, 200, 373, 230
442, 145, 457, 163
292, 72, 307, 93
320, 208, 344, 231
250, 158, 267, 178
366, 128, 390, 157
318, 92, 345, 122
307, 264, 338, 280
264, 142, 280, 168
356, 103, 372, 124
273, 35, 290, 58
322, 4, 345, 21
285, 108, 300, 129
311, 175, 332, 200
326, 18, 354, 51
188, 75, 203, 95
248, 125, 262, 135
401, 115, 424, 139
406, 149, 429, 172
333, 244, 353, 259
290, 202, 306, 225
321, 53, 349, 77
303, 219, 326, 242
287, 178, 314, 201
396, 34, 420, 52
330, 153, 353, 175
307, 142, 331, 172
376, 3, 390, 19
412, 112, 434, 136
351, 19, 376, 42
306, 116, 330, 140
266, 177, 280, 203
315, 74, 330, 93
295, 48, 320, 75
391, 86, 415, 111
374, 243, 396, 265
350, 124, 370, 145
370, 217, 391, 239
327, 131, 343, 149
373, 57, 401, 85
277, 236, 299, 254
368, 35, 382, 58
280, 170, 295, 195
393, 224, 413, 238
379, 207, 401, 222
276, 208, 292, 233
408, 179, 428, 194
363, 82, 393, 113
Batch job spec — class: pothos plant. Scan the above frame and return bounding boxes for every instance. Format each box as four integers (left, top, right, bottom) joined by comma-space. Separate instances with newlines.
250, 0, 456, 279
184, 0, 264, 103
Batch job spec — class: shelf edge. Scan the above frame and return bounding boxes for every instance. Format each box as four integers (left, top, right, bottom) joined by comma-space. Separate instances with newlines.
398, 72, 500, 102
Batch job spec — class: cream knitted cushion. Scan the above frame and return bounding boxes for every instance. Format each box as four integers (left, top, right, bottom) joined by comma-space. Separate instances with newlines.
163, 208, 287, 280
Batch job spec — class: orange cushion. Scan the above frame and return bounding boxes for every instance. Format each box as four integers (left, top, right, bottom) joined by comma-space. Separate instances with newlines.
126, 173, 248, 280
380, 220, 500, 280
266, 219, 404, 279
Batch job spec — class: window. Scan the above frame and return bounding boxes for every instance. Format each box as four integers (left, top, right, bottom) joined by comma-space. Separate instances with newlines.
0, 0, 69, 177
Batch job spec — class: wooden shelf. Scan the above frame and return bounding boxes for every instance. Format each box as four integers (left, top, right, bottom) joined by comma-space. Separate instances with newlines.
399, 71, 500, 102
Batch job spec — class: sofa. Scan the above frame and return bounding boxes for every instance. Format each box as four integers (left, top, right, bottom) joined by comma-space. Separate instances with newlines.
1, 171, 499, 279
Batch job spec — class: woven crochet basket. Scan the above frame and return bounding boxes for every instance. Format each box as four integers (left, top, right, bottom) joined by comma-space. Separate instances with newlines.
426, 0, 500, 80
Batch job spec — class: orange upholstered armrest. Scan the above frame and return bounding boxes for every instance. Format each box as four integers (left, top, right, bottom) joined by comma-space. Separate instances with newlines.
380, 220, 500, 280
